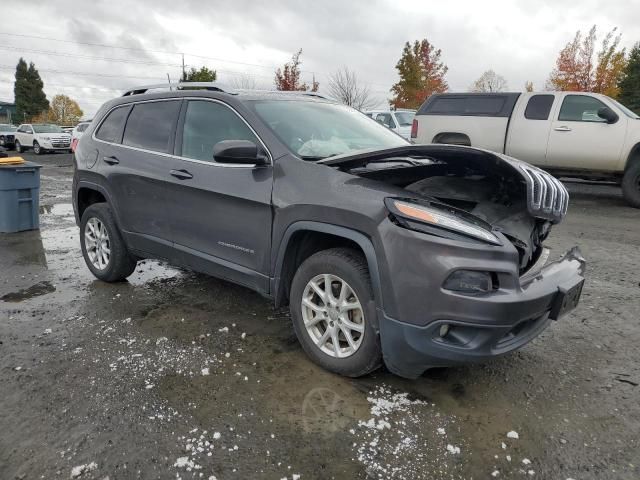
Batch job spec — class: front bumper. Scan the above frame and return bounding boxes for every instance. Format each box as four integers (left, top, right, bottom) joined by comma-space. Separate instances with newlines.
379, 247, 586, 378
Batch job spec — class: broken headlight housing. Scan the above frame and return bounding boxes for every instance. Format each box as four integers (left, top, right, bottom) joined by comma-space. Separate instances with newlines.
385, 198, 501, 245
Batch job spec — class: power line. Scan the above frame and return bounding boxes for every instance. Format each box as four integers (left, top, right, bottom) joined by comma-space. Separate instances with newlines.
0, 30, 393, 90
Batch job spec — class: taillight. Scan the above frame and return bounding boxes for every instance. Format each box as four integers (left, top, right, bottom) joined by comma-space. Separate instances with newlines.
410, 119, 418, 139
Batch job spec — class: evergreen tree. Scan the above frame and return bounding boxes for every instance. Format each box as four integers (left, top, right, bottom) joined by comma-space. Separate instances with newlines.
619, 43, 640, 114
14, 58, 49, 122
182, 66, 217, 82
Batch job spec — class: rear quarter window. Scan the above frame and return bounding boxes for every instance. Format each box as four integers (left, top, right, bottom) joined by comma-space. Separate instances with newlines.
96, 106, 130, 144
524, 95, 555, 120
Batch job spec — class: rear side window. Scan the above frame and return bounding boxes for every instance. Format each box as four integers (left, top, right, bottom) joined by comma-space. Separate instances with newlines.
558, 95, 608, 122
96, 107, 129, 143
428, 96, 506, 116
180, 100, 260, 162
524, 95, 555, 120
123, 100, 181, 153
77, 123, 89, 132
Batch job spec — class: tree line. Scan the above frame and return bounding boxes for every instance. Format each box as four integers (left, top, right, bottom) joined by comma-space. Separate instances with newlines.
12, 25, 640, 124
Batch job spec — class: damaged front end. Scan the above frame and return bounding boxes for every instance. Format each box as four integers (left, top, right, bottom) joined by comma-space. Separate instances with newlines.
320, 145, 569, 275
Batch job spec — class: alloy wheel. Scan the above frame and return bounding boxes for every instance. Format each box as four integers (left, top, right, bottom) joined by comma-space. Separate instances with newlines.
301, 274, 365, 358
84, 217, 111, 270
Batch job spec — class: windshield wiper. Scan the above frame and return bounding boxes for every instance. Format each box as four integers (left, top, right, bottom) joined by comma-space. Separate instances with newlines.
299, 154, 337, 162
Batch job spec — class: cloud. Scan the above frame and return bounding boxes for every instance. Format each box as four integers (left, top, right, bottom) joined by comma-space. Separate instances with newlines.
1, 0, 639, 116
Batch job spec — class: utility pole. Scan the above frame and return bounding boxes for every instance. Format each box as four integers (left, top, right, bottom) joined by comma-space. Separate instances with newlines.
167, 73, 171, 89
181, 53, 185, 82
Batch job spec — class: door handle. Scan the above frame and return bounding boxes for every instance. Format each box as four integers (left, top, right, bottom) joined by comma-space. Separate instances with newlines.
102, 155, 119, 165
554, 126, 572, 132
170, 169, 193, 180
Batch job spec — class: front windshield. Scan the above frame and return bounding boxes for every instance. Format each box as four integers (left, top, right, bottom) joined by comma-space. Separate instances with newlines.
612, 99, 640, 119
33, 124, 64, 133
394, 111, 415, 126
0, 124, 17, 131
250, 100, 408, 159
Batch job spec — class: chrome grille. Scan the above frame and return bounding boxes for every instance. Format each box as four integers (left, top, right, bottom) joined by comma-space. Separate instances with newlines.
50, 136, 71, 148
519, 164, 569, 222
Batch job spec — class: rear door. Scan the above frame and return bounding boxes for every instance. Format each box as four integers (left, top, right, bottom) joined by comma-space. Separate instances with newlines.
95, 100, 181, 258
163, 99, 273, 292
546, 93, 626, 170
505, 94, 556, 166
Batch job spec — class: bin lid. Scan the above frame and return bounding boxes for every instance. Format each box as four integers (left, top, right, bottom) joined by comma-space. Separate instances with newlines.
0, 160, 42, 170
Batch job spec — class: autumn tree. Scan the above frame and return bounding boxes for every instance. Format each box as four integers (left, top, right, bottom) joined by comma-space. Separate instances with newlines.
390, 39, 448, 109
14, 58, 49, 122
45, 94, 83, 125
470, 70, 508, 92
182, 66, 217, 82
274, 49, 319, 92
327, 66, 376, 110
618, 43, 640, 113
547, 25, 627, 97
524, 81, 534, 92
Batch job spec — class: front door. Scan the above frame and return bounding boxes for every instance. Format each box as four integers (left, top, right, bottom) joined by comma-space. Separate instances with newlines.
164, 99, 273, 292
546, 94, 626, 171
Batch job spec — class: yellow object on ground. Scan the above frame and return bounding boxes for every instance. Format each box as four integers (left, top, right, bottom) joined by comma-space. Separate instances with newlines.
0, 156, 26, 165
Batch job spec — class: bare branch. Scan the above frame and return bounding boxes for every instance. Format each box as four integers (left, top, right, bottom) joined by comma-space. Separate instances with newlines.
327, 66, 377, 111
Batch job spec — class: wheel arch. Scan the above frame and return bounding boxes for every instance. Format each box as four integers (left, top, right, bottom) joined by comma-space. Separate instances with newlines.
271, 222, 384, 311
625, 142, 640, 171
432, 132, 472, 146
74, 181, 119, 227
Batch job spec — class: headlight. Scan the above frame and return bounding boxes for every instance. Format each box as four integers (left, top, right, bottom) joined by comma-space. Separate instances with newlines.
385, 198, 501, 245
42, 136, 51, 141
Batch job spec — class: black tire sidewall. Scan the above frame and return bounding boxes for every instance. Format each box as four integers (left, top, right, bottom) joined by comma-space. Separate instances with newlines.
80, 203, 135, 282
622, 162, 640, 208
290, 248, 381, 377
34, 141, 41, 155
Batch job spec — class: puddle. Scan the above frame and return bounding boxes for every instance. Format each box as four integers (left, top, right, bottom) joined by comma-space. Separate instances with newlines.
1, 280, 56, 302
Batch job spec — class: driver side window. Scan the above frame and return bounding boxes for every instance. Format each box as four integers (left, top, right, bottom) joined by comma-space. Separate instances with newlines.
558, 95, 608, 123
180, 100, 260, 162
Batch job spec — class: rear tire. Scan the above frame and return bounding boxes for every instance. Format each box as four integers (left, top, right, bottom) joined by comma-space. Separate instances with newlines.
80, 203, 137, 282
289, 247, 381, 377
622, 162, 640, 208
14, 140, 23, 153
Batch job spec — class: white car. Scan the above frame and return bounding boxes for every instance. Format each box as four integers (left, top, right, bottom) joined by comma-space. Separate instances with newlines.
0, 123, 17, 149
412, 91, 640, 207
71, 121, 91, 152
364, 109, 416, 139
14, 124, 72, 155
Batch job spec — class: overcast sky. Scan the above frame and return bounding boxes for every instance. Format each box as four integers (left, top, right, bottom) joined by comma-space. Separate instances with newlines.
1, 0, 639, 118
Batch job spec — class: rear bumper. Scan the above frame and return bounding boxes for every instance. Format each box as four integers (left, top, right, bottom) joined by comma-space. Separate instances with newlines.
380, 247, 586, 378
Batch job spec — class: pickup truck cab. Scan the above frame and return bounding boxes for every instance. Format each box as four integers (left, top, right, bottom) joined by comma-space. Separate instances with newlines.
14, 123, 72, 155
412, 92, 640, 207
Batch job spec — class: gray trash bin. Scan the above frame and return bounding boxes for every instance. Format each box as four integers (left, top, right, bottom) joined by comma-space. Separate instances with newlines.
0, 161, 42, 233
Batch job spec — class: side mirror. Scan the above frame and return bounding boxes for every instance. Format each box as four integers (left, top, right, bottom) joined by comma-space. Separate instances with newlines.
212, 140, 268, 166
597, 106, 619, 124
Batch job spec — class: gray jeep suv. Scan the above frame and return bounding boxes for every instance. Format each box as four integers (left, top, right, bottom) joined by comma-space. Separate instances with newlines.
72, 83, 586, 378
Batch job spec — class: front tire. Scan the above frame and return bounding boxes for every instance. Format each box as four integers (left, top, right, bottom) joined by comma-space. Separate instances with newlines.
290, 247, 381, 377
14, 140, 23, 153
622, 162, 640, 208
80, 203, 137, 282
33, 141, 43, 155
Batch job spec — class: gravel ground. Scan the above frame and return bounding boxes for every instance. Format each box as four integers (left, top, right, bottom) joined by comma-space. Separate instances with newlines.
1, 152, 639, 480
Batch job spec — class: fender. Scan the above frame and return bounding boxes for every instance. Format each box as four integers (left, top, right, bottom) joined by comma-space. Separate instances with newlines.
74, 177, 123, 228
271, 221, 384, 311
623, 142, 640, 172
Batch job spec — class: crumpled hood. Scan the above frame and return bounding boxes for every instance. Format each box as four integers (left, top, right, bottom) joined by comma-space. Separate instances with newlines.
318, 144, 569, 224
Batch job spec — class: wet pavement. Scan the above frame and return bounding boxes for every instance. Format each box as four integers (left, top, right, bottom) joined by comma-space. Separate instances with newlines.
1, 152, 639, 480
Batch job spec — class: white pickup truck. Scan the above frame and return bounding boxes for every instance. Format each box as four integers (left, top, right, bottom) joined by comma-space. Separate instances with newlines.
412, 91, 640, 207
